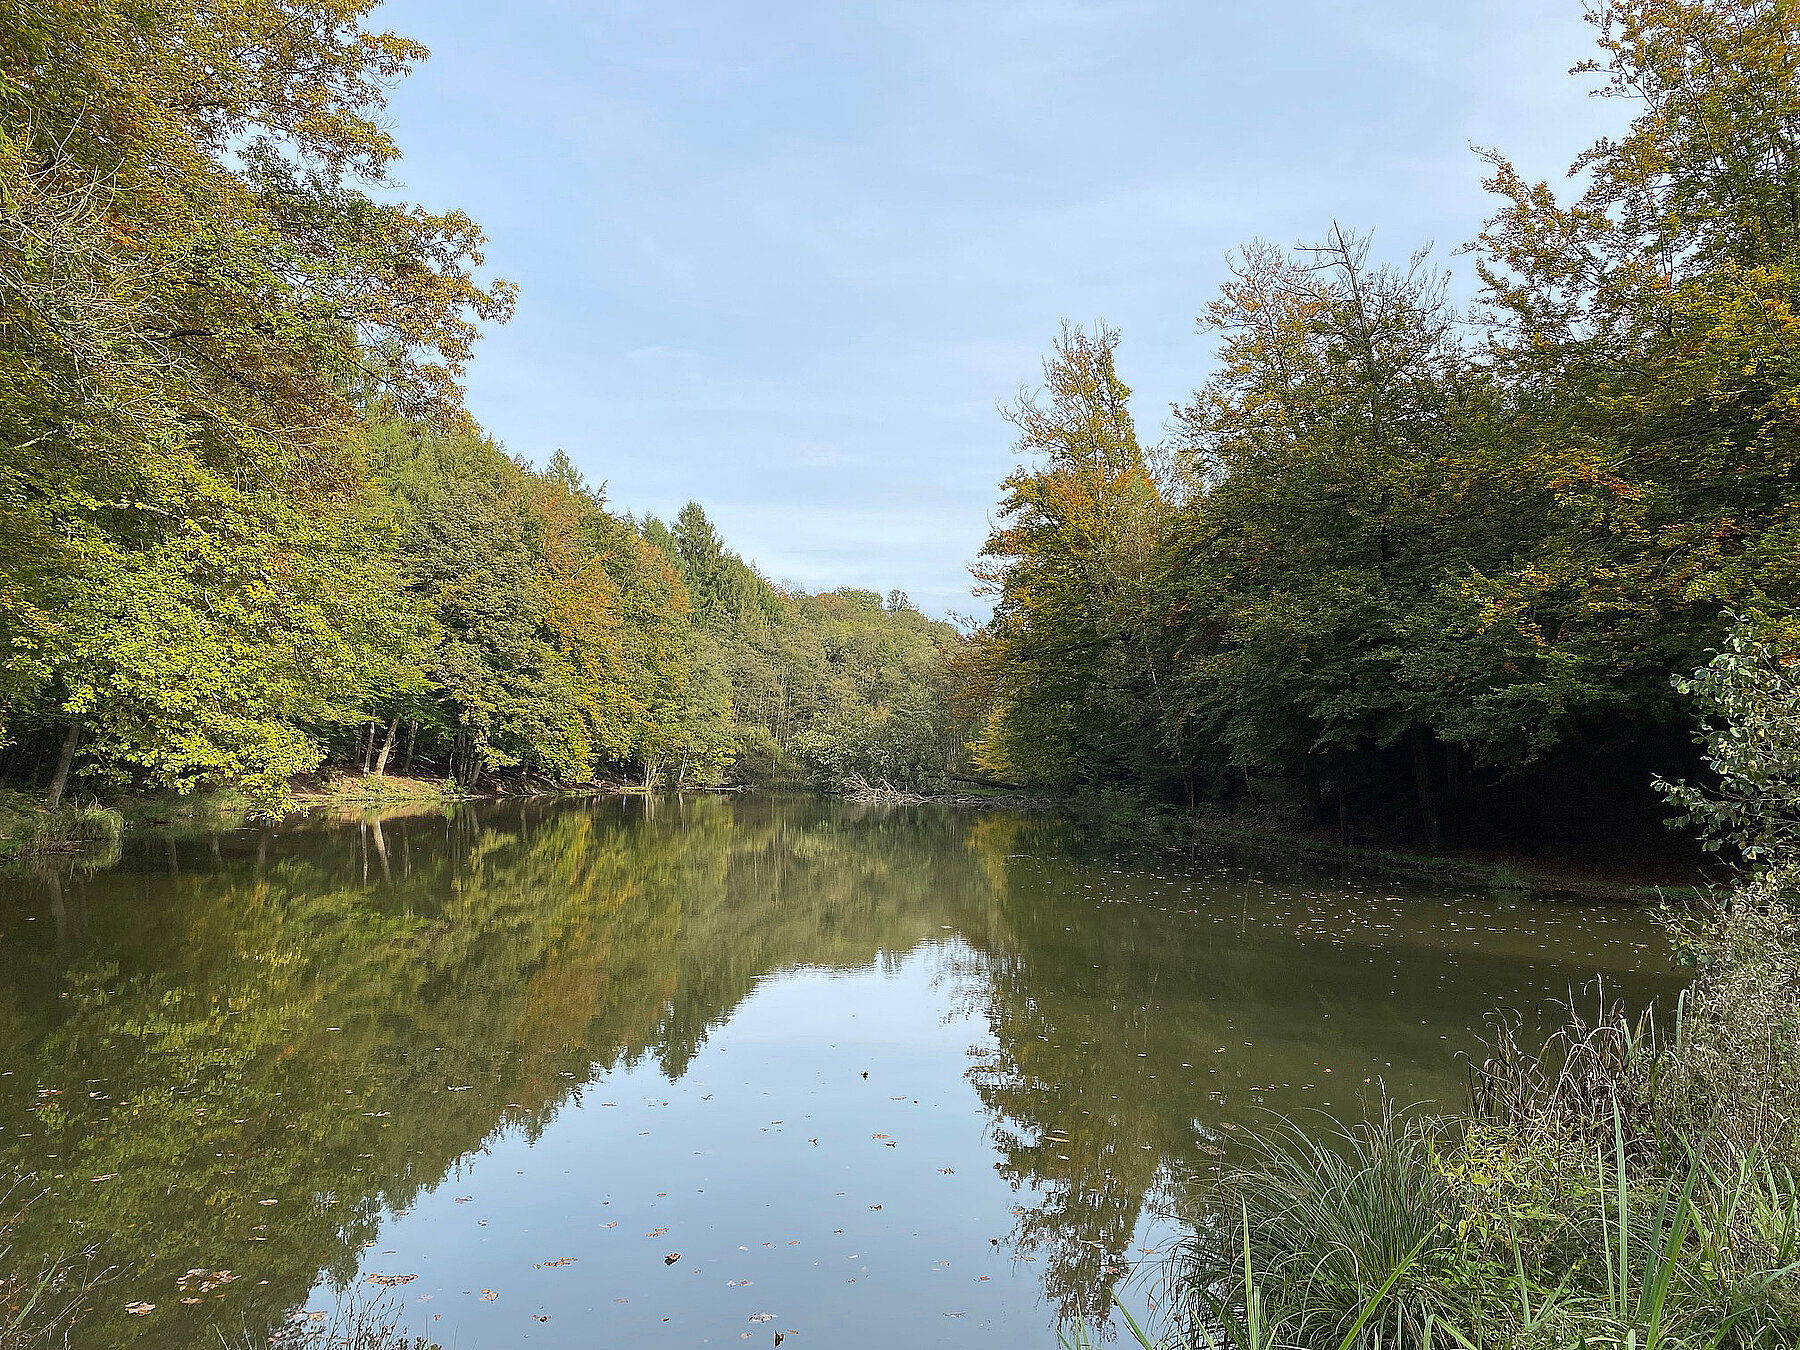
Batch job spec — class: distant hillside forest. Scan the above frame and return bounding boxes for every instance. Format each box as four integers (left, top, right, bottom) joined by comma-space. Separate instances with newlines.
0, 0, 960, 806
955, 2, 1800, 854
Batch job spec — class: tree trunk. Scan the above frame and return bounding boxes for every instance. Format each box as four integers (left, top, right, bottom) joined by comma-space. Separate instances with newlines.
400, 720, 418, 776
373, 715, 400, 776
370, 817, 391, 882
361, 719, 378, 775
1411, 724, 1442, 853
45, 721, 80, 810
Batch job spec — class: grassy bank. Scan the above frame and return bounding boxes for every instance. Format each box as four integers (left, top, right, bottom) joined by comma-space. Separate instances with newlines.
0, 790, 123, 861
289, 772, 479, 810
1, 777, 469, 859
1100, 867, 1800, 1350
1067, 871, 1800, 1348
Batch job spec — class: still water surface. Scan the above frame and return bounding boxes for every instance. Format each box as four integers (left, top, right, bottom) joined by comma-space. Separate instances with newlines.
0, 795, 1678, 1348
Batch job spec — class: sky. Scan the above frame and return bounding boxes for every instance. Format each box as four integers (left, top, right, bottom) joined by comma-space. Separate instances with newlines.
370, 0, 1628, 619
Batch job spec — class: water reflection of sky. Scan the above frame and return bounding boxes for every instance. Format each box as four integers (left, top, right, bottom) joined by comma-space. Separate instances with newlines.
336, 953, 1086, 1347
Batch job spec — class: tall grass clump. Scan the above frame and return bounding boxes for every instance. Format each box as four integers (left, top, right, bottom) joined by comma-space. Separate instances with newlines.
33, 803, 123, 850
238, 1294, 439, 1350
1176, 1111, 1457, 1346
0, 795, 123, 860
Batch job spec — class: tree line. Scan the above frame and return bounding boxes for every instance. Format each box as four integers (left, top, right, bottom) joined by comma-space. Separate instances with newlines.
0, 0, 960, 807
957, 0, 1800, 852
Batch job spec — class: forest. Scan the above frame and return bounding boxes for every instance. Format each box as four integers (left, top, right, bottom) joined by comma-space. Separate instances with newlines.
4, 0, 1799, 862
0, 0, 961, 811
956, 1, 1800, 854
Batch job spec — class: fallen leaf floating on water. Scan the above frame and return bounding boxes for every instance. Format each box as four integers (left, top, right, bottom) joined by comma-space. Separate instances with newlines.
366, 1273, 418, 1287
89, 1173, 116, 1182
664, 1253, 681, 1265
646, 1227, 668, 1237
532, 1314, 550, 1322
726, 1280, 753, 1287
177, 1269, 236, 1294
480, 1290, 498, 1301
536, 1258, 576, 1268
749, 1312, 776, 1323
125, 1302, 155, 1316
454, 1196, 473, 1204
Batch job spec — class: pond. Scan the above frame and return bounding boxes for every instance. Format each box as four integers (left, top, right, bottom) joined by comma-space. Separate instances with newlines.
0, 795, 1680, 1349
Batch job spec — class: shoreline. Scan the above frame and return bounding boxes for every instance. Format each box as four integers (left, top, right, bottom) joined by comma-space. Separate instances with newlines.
1170, 810, 1710, 903
3, 777, 1712, 902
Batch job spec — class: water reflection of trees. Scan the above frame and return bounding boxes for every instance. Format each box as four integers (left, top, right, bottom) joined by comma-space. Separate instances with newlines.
0, 797, 1001, 1349
954, 814, 1678, 1328
0, 799, 1674, 1347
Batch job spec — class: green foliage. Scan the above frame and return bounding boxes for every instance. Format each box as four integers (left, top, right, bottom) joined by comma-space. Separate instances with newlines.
957, 325, 1188, 796
1657, 615, 1800, 869
1154, 992, 1800, 1350
0, 0, 511, 803
959, 3, 1800, 850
